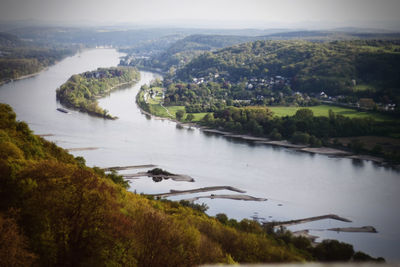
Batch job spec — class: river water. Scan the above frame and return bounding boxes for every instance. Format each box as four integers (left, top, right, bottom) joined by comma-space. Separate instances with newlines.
0, 49, 399, 260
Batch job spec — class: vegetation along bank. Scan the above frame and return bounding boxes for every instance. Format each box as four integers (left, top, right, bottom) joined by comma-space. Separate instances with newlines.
56, 66, 140, 119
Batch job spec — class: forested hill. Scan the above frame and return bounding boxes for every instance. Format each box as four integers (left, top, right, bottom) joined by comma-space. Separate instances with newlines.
121, 34, 255, 72
0, 32, 76, 84
261, 30, 400, 41
176, 40, 400, 101
0, 32, 24, 46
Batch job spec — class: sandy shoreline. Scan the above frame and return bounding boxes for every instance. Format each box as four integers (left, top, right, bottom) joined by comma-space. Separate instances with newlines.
184, 194, 268, 202
149, 186, 246, 198
201, 127, 358, 155
346, 154, 384, 163
292, 226, 378, 245
200, 128, 392, 165
299, 147, 352, 156
327, 226, 377, 233
269, 214, 352, 227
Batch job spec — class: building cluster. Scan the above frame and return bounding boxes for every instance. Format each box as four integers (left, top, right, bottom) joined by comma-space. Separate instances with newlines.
191, 74, 290, 89
246, 76, 290, 90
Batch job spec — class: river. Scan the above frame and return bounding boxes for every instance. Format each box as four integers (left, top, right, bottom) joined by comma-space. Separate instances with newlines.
0, 49, 399, 260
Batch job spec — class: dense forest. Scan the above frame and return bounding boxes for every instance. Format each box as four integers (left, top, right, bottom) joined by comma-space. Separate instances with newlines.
56, 67, 140, 119
0, 103, 384, 266
175, 40, 400, 107
0, 32, 76, 84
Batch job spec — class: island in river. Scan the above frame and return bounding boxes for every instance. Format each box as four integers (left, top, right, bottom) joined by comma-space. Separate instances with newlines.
56, 66, 140, 119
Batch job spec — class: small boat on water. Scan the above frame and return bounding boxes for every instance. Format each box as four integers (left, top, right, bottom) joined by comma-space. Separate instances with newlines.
56, 108, 69, 114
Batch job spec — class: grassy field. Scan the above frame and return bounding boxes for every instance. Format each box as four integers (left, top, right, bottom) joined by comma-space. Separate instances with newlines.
268, 105, 393, 121
353, 84, 376, 92
148, 104, 208, 122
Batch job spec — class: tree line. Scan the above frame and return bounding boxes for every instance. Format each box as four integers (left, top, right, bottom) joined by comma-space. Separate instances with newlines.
200, 106, 400, 161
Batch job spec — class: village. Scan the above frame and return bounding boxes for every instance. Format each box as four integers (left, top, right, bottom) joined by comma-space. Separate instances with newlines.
190, 73, 397, 112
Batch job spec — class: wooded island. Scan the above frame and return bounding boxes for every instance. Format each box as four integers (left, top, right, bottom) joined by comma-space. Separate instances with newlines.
56, 67, 140, 119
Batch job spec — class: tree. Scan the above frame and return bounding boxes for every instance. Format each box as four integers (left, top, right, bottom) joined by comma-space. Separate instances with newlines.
176, 110, 186, 121
313, 240, 354, 262
0, 213, 36, 266
186, 114, 195, 121
269, 128, 282, 140
291, 131, 310, 144
216, 213, 228, 224
295, 108, 314, 121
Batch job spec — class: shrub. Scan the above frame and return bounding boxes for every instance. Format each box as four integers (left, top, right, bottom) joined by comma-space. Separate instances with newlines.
291, 131, 310, 144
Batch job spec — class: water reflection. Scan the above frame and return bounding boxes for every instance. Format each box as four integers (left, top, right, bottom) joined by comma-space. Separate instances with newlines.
351, 158, 365, 168
152, 176, 168, 182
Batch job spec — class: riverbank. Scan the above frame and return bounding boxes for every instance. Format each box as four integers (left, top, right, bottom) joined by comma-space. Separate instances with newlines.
200, 127, 391, 165
135, 87, 393, 166
0, 68, 48, 86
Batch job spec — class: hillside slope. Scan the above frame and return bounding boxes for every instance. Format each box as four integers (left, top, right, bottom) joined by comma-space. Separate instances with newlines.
0, 103, 309, 266
176, 40, 400, 104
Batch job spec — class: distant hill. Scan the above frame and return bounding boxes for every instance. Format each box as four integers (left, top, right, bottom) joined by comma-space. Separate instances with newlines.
122, 34, 257, 72
175, 39, 400, 102
0, 32, 23, 46
0, 31, 76, 83
262, 30, 400, 41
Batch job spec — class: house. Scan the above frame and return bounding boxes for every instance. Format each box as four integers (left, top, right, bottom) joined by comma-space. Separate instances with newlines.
319, 92, 328, 99
384, 104, 396, 111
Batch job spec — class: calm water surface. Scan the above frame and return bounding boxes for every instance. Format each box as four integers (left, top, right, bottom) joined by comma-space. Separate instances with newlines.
0, 49, 399, 260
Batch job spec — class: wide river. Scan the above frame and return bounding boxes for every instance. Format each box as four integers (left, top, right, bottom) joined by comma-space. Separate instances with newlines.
1, 49, 399, 260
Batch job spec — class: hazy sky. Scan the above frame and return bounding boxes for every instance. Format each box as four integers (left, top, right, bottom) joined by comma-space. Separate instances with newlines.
1, 0, 400, 29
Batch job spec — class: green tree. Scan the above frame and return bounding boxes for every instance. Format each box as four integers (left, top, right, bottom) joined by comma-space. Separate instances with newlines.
269, 128, 282, 140
176, 110, 186, 121
186, 113, 195, 121
291, 131, 310, 144
313, 240, 354, 262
